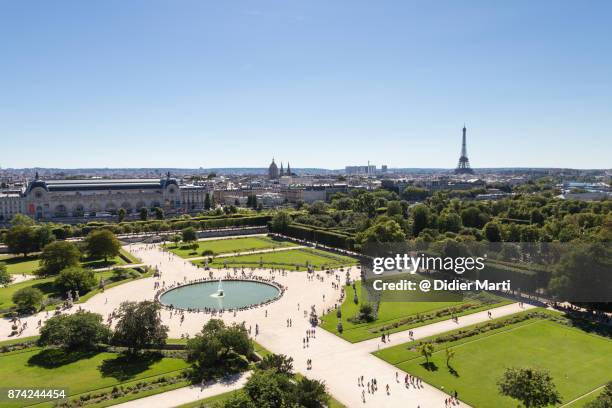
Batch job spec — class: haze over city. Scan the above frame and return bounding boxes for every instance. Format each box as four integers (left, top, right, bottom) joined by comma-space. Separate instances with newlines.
1, 0, 611, 169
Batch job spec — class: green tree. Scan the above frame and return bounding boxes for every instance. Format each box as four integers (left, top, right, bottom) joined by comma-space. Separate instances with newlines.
548, 243, 611, 304
182, 227, 197, 243
497, 367, 561, 408
484, 221, 502, 242
332, 197, 354, 211
139, 207, 148, 221
186, 319, 253, 381
461, 206, 488, 229
411, 204, 431, 237
296, 377, 329, 408
270, 211, 291, 232
153, 207, 164, 220
445, 347, 456, 367
220, 392, 257, 408
10, 213, 36, 227
33, 225, 55, 249
244, 369, 291, 408
54, 267, 97, 295
117, 208, 127, 222
438, 211, 462, 233
38, 311, 111, 350
309, 201, 328, 215
112, 301, 168, 353
357, 303, 375, 322
530, 209, 545, 226
418, 343, 435, 365
12, 287, 44, 313
85, 229, 121, 262
402, 186, 430, 201
5, 225, 37, 257
204, 193, 212, 210
584, 382, 612, 408
0, 262, 11, 286
38, 240, 81, 276
356, 219, 405, 244
259, 354, 294, 375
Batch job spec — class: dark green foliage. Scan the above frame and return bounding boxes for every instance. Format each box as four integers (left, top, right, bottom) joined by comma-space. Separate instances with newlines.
584, 382, 612, 408
295, 377, 330, 408
270, 211, 291, 232
38, 240, 81, 276
112, 301, 168, 352
356, 219, 405, 245
240, 370, 329, 408
38, 311, 111, 350
181, 227, 197, 242
0, 262, 10, 286
85, 229, 121, 262
548, 243, 612, 305
497, 367, 561, 408
186, 319, 253, 381
12, 287, 44, 313
259, 354, 294, 375
54, 267, 97, 294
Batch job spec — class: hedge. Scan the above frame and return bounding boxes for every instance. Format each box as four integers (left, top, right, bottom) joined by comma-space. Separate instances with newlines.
281, 223, 356, 250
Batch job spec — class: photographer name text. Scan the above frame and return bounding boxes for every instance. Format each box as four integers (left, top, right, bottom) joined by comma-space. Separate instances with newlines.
372, 279, 511, 292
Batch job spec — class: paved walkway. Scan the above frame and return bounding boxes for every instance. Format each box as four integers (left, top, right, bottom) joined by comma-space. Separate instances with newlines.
0, 243, 532, 408
8, 274, 36, 284
112, 372, 250, 408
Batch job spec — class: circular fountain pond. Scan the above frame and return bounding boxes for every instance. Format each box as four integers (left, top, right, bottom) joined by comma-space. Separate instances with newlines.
159, 280, 281, 311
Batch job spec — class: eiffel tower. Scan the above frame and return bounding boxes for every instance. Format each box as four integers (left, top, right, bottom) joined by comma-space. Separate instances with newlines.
454, 125, 475, 174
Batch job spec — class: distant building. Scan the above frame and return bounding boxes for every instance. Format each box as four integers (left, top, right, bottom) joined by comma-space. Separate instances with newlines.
268, 158, 293, 179
268, 158, 280, 180
345, 165, 376, 175
302, 184, 348, 203
0, 172, 209, 222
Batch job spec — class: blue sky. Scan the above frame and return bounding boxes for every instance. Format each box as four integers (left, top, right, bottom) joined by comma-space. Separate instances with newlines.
1, 0, 611, 169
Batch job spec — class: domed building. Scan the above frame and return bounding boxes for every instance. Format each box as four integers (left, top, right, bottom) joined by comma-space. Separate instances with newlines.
268, 158, 279, 180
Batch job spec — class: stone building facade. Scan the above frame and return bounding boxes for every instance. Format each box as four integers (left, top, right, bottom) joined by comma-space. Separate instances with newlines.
0, 174, 209, 222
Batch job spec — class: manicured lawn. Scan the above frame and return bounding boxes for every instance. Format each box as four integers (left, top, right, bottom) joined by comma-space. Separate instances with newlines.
119, 248, 141, 264
320, 280, 509, 343
373, 312, 612, 408
2, 256, 41, 275
196, 248, 357, 271
165, 236, 296, 259
0, 268, 145, 311
2, 251, 134, 277
0, 335, 39, 347
80, 255, 127, 269
563, 386, 607, 408
0, 347, 189, 408
175, 389, 346, 408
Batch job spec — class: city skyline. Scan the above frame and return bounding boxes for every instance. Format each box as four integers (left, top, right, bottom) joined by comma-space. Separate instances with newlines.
1, 1, 612, 169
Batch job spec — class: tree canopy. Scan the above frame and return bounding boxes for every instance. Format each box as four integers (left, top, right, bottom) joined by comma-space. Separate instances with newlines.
85, 229, 121, 262
38, 240, 81, 276
497, 367, 561, 408
186, 319, 253, 381
112, 301, 168, 352
38, 311, 111, 350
